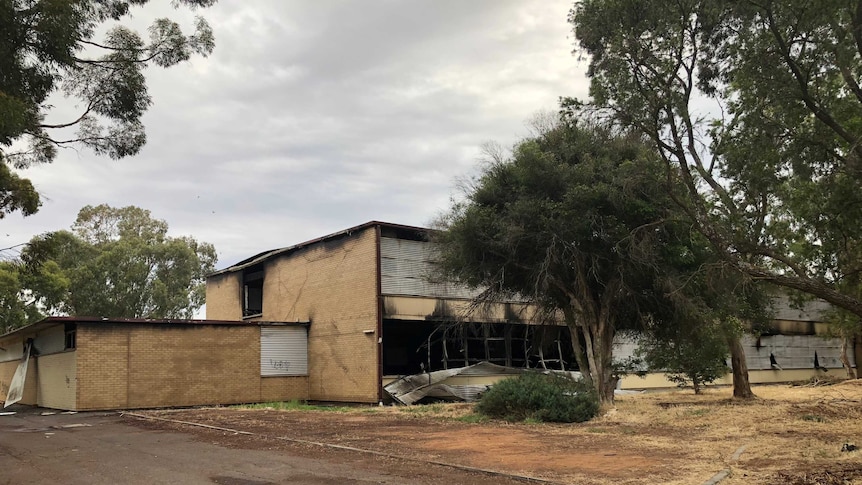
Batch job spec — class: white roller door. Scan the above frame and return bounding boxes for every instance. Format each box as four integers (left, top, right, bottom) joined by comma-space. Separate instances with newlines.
260, 326, 308, 376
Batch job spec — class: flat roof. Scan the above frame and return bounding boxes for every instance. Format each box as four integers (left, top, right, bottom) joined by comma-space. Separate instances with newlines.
209, 220, 430, 277
0, 316, 309, 340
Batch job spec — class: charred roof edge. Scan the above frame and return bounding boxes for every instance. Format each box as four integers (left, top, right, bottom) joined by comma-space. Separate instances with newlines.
207, 220, 432, 277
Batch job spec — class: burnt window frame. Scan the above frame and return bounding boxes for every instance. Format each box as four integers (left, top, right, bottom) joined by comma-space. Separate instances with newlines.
242, 264, 265, 318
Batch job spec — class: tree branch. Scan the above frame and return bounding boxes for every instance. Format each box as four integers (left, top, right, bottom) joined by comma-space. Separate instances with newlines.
39, 102, 95, 130
764, 6, 862, 155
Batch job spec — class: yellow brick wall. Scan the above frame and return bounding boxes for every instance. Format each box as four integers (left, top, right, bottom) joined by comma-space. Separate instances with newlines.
75, 323, 308, 410
207, 227, 381, 403
206, 273, 242, 320
76, 324, 129, 410
35, 352, 76, 410
265, 227, 379, 403
261, 376, 308, 402
126, 325, 260, 408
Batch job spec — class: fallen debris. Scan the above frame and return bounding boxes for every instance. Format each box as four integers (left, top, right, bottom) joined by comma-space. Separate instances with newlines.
57, 424, 92, 429
385, 362, 582, 405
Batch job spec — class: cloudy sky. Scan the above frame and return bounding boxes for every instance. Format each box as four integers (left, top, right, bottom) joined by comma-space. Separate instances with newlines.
5, 1, 590, 270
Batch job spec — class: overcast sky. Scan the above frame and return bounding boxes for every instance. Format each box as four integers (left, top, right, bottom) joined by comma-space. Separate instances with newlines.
4, 1, 589, 270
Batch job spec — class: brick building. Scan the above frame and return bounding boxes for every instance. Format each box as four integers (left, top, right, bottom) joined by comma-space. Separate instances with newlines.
205, 221, 557, 404
0, 317, 308, 410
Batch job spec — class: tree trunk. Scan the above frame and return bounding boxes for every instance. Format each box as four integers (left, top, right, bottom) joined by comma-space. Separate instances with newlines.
568, 327, 592, 385
577, 319, 616, 406
727, 335, 755, 399
840, 337, 857, 379
592, 348, 616, 405
563, 301, 616, 406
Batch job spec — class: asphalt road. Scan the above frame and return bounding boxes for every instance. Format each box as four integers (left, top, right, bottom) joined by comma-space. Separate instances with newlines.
0, 405, 456, 485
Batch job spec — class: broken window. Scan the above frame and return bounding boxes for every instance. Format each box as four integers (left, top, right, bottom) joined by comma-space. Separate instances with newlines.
64, 323, 76, 350
382, 320, 576, 375
242, 264, 264, 318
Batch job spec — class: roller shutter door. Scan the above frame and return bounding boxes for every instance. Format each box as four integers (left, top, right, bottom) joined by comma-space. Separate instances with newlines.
260, 326, 308, 376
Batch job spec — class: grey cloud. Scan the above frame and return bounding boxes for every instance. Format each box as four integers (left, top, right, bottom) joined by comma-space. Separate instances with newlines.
4, 0, 588, 270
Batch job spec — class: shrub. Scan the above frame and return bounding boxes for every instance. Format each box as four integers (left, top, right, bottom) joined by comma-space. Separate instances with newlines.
635, 322, 729, 394
475, 372, 600, 423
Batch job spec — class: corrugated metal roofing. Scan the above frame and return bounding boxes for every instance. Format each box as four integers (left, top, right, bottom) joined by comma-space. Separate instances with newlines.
380, 236, 480, 299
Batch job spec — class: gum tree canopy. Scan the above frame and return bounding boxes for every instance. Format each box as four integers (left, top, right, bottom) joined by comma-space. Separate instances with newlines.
570, 1, 862, 324
433, 121, 761, 404
0, 204, 217, 333
0, 0, 216, 217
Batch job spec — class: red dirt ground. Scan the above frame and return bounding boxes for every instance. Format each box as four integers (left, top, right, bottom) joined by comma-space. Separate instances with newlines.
130, 408, 671, 484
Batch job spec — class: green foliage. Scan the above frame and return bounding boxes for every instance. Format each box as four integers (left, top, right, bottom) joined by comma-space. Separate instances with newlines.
434, 119, 764, 403
0, 204, 217, 330
435, 120, 695, 403
0, 261, 44, 333
0, 0, 216, 218
475, 373, 600, 423
636, 320, 729, 394
570, 0, 862, 320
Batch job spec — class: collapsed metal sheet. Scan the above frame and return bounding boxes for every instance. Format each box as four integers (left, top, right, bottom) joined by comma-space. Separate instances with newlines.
384, 361, 583, 405
4, 342, 31, 408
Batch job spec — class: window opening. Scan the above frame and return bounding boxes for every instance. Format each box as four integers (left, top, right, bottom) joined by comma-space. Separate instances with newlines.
242, 264, 264, 317
64, 323, 76, 350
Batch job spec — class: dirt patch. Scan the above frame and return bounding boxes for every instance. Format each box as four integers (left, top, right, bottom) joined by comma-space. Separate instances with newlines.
386, 427, 655, 475
127, 380, 862, 485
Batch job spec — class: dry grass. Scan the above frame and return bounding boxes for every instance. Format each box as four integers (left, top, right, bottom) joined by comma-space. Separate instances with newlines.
600, 381, 862, 484
380, 380, 862, 484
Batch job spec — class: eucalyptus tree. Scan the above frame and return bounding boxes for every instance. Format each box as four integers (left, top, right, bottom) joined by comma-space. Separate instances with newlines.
434, 121, 762, 403
570, 0, 862, 322
0, 0, 216, 217
2, 204, 217, 329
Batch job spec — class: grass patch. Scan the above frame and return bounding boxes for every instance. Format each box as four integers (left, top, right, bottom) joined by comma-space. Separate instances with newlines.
403, 403, 446, 415
684, 408, 710, 417
801, 414, 826, 423
234, 400, 353, 412
455, 413, 489, 424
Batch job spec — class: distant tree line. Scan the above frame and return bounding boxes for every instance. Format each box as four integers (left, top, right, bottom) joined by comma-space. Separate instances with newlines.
0, 204, 216, 333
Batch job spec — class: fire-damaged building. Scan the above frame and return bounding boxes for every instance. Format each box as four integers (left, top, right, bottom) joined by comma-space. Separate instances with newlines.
205, 221, 859, 403
1, 221, 858, 410
205, 221, 577, 404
